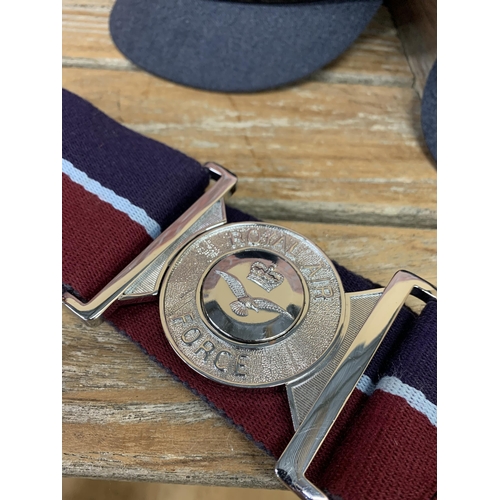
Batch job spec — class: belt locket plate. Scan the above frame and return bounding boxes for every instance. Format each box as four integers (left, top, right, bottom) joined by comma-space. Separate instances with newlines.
63, 163, 437, 500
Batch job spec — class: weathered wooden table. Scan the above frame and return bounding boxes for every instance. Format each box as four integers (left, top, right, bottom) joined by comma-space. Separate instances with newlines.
62, 1, 436, 490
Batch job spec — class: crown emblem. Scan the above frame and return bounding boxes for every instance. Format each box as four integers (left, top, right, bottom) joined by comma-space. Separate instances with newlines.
247, 262, 284, 292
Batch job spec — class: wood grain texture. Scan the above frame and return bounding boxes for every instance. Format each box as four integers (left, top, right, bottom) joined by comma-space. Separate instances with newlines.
63, 478, 297, 500
282, 221, 436, 287
62, 1, 436, 489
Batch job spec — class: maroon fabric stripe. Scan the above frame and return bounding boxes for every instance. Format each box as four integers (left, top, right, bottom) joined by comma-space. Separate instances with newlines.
321, 391, 437, 500
62, 174, 152, 299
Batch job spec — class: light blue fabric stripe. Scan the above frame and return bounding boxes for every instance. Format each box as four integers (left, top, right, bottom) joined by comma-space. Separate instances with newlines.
357, 374, 376, 395
356, 374, 437, 427
62, 158, 161, 239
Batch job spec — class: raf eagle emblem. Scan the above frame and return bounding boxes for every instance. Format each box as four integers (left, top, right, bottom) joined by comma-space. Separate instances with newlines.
216, 270, 293, 320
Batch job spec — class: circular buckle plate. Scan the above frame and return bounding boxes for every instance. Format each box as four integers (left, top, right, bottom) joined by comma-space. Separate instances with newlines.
160, 222, 345, 387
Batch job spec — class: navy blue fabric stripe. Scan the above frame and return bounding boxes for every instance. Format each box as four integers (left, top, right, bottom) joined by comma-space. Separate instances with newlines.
352, 299, 436, 406
383, 300, 437, 405
62, 89, 210, 230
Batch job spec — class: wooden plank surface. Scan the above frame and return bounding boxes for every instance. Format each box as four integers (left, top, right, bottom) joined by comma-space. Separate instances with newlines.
63, 479, 297, 500
62, 1, 436, 490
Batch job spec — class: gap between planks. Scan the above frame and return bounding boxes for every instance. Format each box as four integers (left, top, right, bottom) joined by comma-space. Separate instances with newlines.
229, 199, 436, 230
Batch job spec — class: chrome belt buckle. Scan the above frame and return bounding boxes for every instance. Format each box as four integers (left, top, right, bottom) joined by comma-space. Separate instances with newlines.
63, 163, 437, 500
